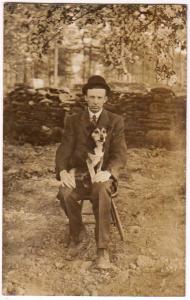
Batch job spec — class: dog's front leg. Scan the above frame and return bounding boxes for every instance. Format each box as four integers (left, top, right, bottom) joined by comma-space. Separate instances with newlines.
96, 157, 103, 173
86, 159, 95, 183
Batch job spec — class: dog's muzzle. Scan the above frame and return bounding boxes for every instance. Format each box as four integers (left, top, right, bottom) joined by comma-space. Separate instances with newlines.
99, 135, 105, 142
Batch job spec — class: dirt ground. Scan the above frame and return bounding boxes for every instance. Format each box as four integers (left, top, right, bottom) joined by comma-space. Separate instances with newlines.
2, 142, 186, 296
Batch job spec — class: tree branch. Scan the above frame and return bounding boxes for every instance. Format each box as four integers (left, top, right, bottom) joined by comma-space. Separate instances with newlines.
43, 5, 107, 49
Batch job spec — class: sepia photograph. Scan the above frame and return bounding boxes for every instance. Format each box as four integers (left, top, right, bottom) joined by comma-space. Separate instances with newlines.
2, 1, 187, 297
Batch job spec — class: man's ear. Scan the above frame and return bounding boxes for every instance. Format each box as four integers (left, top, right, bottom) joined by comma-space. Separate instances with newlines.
84, 95, 87, 102
104, 96, 108, 103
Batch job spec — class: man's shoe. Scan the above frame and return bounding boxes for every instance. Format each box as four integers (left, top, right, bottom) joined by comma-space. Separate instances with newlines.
78, 226, 90, 251
65, 228, 90, 260
65, 240, 79, 260
96, 249, 111, 269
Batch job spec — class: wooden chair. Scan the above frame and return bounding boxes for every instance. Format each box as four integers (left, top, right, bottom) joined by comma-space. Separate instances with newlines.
80, 191, 125, 241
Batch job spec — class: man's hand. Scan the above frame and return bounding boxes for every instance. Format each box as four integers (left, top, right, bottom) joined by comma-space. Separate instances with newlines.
93, 170, 111, 183
60, 169, 76, 189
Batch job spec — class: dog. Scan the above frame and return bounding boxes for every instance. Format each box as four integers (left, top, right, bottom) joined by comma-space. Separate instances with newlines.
63, 126, 107, 189
86, 126, 107, 183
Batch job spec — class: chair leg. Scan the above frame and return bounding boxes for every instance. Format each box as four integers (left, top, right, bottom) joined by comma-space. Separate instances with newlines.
111, 207, 117, 226
111, 198, 125, 241
80, 198, 125, 241
80, 199, 84, 212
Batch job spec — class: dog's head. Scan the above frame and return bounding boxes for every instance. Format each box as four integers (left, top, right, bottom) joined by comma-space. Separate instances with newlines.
91, 127, 107, 145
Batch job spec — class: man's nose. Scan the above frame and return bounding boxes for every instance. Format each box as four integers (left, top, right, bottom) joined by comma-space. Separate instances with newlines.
93, 97, 99, 103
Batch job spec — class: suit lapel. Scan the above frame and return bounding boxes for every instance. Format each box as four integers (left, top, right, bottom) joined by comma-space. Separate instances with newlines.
80, 108, 112, 137
80, 109, 91, 137
97, 109, 112, 130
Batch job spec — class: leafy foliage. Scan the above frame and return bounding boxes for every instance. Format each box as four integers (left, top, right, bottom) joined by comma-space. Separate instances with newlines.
4, 3, 187, 79
82, 4, 186, 79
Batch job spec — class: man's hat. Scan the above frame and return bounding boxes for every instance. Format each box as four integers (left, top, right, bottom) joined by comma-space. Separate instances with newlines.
82, 75, 111, 95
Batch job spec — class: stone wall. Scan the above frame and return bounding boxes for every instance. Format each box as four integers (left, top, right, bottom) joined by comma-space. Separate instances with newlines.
4, 85, 186, 149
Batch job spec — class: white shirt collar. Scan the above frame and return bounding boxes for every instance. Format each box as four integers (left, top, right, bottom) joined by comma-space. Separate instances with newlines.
88, 108, 103, 121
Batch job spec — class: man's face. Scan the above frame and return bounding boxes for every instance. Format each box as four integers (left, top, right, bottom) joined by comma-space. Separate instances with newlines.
85, 88, 107, 113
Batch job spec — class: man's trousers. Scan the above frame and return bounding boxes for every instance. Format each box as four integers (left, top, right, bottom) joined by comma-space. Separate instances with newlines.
57, 180, 114, 249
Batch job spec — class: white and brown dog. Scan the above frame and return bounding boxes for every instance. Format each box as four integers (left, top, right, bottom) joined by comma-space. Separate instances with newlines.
86, 126, 107, 183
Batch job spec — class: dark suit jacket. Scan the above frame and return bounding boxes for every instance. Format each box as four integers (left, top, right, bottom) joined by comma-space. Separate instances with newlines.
55, 108, 127, 182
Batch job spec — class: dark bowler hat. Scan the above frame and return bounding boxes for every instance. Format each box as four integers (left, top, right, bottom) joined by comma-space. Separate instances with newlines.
82, 75, 111, 95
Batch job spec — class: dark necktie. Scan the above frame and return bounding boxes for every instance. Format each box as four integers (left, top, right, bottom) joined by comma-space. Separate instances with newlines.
91, 114, 97, 127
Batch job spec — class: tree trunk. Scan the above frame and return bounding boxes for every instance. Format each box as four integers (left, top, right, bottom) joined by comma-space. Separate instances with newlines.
142, 50, 145, 82
24, 58, 29, 84
34, 60, 39, 78
54, 43, 59, 87
88, 44, 92, 78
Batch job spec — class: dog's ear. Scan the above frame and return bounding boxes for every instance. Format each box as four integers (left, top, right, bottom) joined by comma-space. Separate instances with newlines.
88, 134, 96, 149
89, 123, 97, 132
86, 124, 96, 136
105, 125, 112, 132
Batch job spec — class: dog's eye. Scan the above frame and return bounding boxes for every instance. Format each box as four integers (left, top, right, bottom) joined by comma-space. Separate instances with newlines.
102, 129, 106, 134
94, 130, 99, 134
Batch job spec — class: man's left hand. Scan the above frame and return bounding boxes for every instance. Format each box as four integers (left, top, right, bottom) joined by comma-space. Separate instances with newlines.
93, 170, 111, 183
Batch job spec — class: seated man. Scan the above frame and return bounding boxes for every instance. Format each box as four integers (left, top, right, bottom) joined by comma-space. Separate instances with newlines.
56, 75, 127, 269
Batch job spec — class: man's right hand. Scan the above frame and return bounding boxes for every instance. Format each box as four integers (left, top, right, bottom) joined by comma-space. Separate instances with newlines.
60, 169, 76, 189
